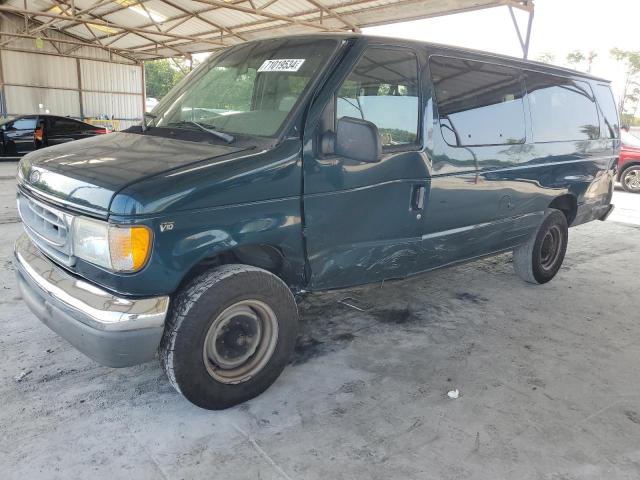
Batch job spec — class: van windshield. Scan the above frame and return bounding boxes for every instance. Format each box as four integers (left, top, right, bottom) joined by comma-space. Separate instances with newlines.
150, 38, 339, 139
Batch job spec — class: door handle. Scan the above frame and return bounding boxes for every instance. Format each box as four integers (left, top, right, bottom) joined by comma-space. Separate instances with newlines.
411, 185, 426, 210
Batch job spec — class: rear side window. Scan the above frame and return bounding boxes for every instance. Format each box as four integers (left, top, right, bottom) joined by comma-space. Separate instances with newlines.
525, 72, 600, 142
593, 84, 619, 139
336, 47, 419, 147
430, 56, 526, 147
50, 118, 83, 134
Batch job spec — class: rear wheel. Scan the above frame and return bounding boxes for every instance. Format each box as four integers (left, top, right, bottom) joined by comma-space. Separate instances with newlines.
621, 166, 640, 193
160, 264, 298, 410
513, 209, 568, 284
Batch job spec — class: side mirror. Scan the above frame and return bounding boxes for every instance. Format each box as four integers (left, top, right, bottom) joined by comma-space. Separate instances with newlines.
334, 117, 382, 163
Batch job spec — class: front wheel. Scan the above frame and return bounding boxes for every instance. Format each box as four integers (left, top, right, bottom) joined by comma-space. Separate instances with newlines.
513, 209, 568, 284
160, 264, 298, 410
621, 166, 640, 193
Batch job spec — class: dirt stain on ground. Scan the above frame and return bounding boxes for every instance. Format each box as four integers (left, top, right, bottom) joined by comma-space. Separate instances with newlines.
455, 292, 488, 304
370, 307, 416, 324
332, 332, 355, 342
290, 335, 325, 365
625, 410, 640, 425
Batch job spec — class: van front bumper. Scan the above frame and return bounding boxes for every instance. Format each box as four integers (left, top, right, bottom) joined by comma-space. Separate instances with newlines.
14, 234, 169, 367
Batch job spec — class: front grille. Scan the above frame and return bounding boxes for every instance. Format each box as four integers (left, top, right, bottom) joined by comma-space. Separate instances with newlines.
17, 191, 76, 266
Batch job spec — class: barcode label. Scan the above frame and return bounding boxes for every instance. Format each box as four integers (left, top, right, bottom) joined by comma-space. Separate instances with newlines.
258, 59, 306, 72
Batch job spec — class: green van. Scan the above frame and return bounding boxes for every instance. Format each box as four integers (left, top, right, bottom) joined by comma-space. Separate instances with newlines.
14, 34, 618, 409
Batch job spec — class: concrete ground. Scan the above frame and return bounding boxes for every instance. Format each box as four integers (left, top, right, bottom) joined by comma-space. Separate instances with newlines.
1, 160, 639, 480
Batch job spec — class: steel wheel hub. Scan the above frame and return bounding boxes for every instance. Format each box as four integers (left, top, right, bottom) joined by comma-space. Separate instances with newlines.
540, 225, 562, 271
203, 300, 278, 384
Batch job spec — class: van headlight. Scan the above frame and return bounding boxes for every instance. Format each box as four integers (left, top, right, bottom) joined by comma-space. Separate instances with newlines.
72, 217, 152, 272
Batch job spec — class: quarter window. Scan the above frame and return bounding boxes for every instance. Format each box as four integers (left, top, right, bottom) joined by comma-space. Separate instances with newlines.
593, 84, 619, 139
430, 56, 526, 147
525, 73, 600, 142
336, 48, 419, 147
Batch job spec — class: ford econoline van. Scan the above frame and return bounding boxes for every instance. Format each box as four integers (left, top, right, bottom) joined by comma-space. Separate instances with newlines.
14, 35, 618, 409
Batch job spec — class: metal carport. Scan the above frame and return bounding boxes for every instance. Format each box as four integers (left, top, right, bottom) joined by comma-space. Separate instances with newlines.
0, 0, 534, 127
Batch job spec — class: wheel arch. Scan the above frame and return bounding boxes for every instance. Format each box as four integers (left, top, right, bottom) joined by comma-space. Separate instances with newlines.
177, 243, 295, 292
549, 194, 578, 226
619, 161, 640, 180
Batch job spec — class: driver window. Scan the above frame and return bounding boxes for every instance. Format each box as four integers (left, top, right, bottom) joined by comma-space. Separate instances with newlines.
7, 117, 37, 131
336, 47, 419, 147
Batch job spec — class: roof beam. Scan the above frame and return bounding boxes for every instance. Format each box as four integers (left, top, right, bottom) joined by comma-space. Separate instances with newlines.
0, 4, 228, 47
54, 0, 149, 34
159, 0, 247, 42
92, 0, 348, 45
59, 0, 187, 57
30, 0, 113, 35
0, 31, 156, 59
305, 0, 360, 32
502, 0, 534, 13
1, 0, 535, 60
189, 0, 342, 32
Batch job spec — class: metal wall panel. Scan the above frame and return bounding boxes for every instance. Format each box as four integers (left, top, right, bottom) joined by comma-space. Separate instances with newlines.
0, 14, 143, 127
82, 91, 142, 121
1, 50, 78, 89
80, 60, 142, 94
5, 85, 80, 117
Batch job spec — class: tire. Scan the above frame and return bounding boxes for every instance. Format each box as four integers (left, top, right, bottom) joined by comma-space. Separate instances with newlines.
621, 165, 640, 193
160, 264, 298, 410
513, 209, 568, 284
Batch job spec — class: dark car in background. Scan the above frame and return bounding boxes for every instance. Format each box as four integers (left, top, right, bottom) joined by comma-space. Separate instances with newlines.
1, 115, 108, 158
618, 130, 640, 193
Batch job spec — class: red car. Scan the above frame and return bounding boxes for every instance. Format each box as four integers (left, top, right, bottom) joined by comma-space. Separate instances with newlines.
619, 131, 640, 193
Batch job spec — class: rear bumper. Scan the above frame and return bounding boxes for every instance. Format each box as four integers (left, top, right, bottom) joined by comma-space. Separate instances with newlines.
14, 234, 169, 367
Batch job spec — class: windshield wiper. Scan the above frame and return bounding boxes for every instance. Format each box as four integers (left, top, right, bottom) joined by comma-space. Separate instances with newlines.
167, 120, 234, 143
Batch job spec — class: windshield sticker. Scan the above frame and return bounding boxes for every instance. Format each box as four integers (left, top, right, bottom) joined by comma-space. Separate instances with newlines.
258, 59, 306, 72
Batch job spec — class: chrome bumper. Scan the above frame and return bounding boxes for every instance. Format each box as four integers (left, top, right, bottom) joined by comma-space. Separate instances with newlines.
14, 233, 170, 367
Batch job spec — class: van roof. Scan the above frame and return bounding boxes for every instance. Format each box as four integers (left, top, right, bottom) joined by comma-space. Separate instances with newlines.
254, 33, 611, 84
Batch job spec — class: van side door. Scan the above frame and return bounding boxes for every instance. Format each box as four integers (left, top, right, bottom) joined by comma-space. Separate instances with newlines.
416, 55, 530, 271
302, 43, 429, 290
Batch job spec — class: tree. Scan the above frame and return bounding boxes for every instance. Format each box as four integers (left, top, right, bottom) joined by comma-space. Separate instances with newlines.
586, 50, 598, 73
566, 50, 585, 69
536, 52, 555, 64
610, 48, 640, 124
144, 58, 191, 100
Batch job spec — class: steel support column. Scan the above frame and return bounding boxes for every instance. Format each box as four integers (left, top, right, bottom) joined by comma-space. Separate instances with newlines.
509, 5, 534, 59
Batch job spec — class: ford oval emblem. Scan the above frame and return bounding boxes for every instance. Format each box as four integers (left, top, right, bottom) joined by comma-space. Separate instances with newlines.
29, 170, 40, 183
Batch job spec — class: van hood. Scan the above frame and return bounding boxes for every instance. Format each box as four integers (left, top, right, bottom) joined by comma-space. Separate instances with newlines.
18, 132, 249, 216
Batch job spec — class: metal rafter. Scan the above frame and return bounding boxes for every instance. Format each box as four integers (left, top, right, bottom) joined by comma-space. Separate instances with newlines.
0, 29, 156, 59
305, 0, 360, 31
32, 0, 113, 35
0, 4, 228, 47
56, 0, 187, 57
0, 0, 535, 61
160, 0, 247, 42
54, 0, 151, 34
103, 0, 527, 55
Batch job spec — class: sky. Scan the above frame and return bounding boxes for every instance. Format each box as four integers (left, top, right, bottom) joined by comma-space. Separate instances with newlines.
365, 0, 640, 102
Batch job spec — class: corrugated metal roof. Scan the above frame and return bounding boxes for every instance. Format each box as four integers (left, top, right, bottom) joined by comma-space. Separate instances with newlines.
0, 0, 534, 61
